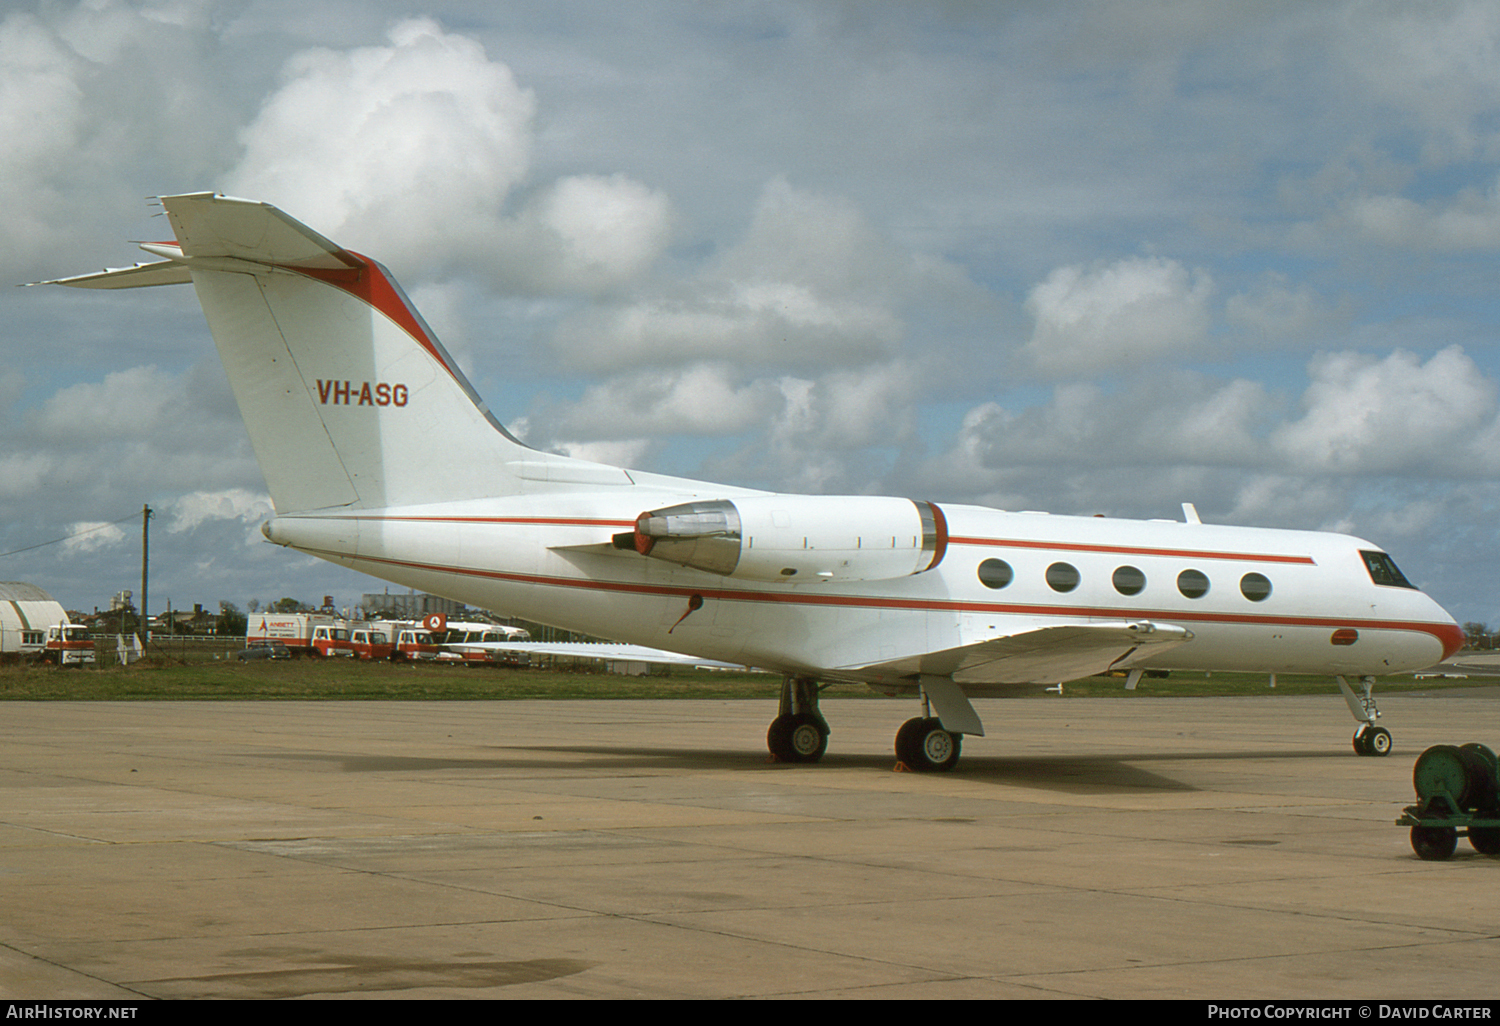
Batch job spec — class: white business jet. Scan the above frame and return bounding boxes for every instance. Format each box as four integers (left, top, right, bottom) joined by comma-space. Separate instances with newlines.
41, 193, 1465, 770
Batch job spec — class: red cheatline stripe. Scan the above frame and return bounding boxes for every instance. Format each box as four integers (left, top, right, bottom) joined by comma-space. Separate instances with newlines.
949, 536, 1316, 565
299, 546, 1457, 647
298, 253, 448, 373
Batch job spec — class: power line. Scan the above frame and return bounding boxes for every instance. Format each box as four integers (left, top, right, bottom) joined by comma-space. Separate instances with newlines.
0, 513, 140, 560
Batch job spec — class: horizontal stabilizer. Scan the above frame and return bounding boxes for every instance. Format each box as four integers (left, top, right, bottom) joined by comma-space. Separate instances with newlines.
161, 192, 352, 267
31, 260, 192, 289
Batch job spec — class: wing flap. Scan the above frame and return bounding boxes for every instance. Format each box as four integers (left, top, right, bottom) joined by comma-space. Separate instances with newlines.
852, 620, 1192, 685
452, 640, 743, 670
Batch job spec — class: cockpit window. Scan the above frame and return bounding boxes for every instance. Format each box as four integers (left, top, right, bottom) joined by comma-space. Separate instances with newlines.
1361, 550, 1416, 589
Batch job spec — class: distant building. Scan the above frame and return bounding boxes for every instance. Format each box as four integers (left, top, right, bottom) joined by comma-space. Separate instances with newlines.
0, 582, 69, 660
360, 591, 468, 620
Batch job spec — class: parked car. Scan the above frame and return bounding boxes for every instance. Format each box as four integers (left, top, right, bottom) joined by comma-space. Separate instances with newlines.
237, 642, 292, 661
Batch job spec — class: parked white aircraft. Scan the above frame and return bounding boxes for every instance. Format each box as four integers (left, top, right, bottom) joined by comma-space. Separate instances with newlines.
42, 193, 1465, 770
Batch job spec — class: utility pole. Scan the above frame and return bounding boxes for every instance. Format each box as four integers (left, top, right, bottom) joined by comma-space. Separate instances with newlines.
140, 504, 152, 650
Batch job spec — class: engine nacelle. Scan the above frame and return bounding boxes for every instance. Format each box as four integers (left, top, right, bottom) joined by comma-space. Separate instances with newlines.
619, 495, 948, 584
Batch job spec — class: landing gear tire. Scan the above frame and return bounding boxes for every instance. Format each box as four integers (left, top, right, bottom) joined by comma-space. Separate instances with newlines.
1353, 725, 1392, 757
1411, 825, 1457, 861
767, 713, 828, 764
895, 717, 961, 772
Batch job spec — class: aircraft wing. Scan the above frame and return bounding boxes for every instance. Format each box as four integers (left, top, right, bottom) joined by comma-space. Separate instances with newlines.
450, 640, 745, 670
847, 620, 1193, 685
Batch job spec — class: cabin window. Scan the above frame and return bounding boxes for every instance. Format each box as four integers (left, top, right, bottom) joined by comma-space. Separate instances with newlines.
1112, 565, 1146, 596
1240, 572, 1272, 602
1046, 562, 1080, 593
1177, 569, 1210, 599
1360, 550, 1416, 589
977, 558, 1013, 589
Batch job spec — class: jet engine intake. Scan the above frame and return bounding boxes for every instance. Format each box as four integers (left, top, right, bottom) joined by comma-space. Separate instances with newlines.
617, 496, 947, 584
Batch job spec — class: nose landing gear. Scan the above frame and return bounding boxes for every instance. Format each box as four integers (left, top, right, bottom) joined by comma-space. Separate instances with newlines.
1338, 675, 1392, 757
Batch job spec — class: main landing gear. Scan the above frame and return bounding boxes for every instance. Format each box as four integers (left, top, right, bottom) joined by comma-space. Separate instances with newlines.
894, 715, 962, 772
1338, 675, 1392, 757
766, 676, 829, 763
763, 675, 971, 771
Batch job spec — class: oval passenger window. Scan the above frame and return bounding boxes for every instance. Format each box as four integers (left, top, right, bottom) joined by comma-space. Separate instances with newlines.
1240, 572, 1272, 602
1177, 569, 1210, 599
1112, 565, 1146, 596
977, 558, 1013, 590
1046, 562, 1080, 593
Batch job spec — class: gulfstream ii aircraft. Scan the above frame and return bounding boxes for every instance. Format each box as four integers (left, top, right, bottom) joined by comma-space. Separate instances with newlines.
43, 193, 1464, 770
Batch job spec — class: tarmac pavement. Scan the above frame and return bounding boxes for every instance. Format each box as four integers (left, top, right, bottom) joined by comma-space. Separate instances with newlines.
2, 693, 1499, 1000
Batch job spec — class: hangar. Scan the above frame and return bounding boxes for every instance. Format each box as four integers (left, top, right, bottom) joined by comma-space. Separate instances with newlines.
0, 582, 68, 662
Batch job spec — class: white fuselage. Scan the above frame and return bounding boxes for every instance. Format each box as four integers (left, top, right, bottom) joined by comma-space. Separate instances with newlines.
264, 489, 1462, 686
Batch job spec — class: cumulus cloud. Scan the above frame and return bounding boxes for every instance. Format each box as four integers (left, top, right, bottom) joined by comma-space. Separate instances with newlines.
531, 358, 919, 494
167, 488, 275, 534
764, 363, 919, 455
228, 18, 534, 271
548, 178, 913, 371
227, 19, 671, 293
1023, 256, 1214, 376
542, 363, 780, 442
948, 372, 1272, 475
61, 520, 126, 554
551, 438, 654, 469
0, 453, 52, 500
30, 365, 182, 443
0, 13, 83, 182
1335, 1, 1500, 163
700, 362, 922, 495
1271, 346, 1500, 475
1225, 272, 1351, 344
919, 345, 1500, 536
505, 174, 674, 293
0, 10, 118, 269
1333, 178, 1500, 250
0, 3, 238, 275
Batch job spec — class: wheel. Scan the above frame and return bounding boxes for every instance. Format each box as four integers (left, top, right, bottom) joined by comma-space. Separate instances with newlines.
1411, 825, 1457, 861
767, 713, 827, 763
1469, 826, 1500, 855
1353, 725, 1390, 756
895, 717, 924, 766
894, 717, 961, 772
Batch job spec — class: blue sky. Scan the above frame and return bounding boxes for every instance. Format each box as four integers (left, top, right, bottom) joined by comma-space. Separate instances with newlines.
3, 0, 1499, 628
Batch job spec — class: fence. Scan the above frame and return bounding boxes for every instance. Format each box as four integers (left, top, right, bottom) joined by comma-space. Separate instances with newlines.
92, 634, 247, 666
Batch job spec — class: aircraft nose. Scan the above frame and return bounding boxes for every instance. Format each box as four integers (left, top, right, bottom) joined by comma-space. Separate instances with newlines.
1437, 620, 1465, 661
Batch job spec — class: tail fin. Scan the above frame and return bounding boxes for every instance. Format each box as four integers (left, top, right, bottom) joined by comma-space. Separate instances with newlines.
46, 192, 629, 513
